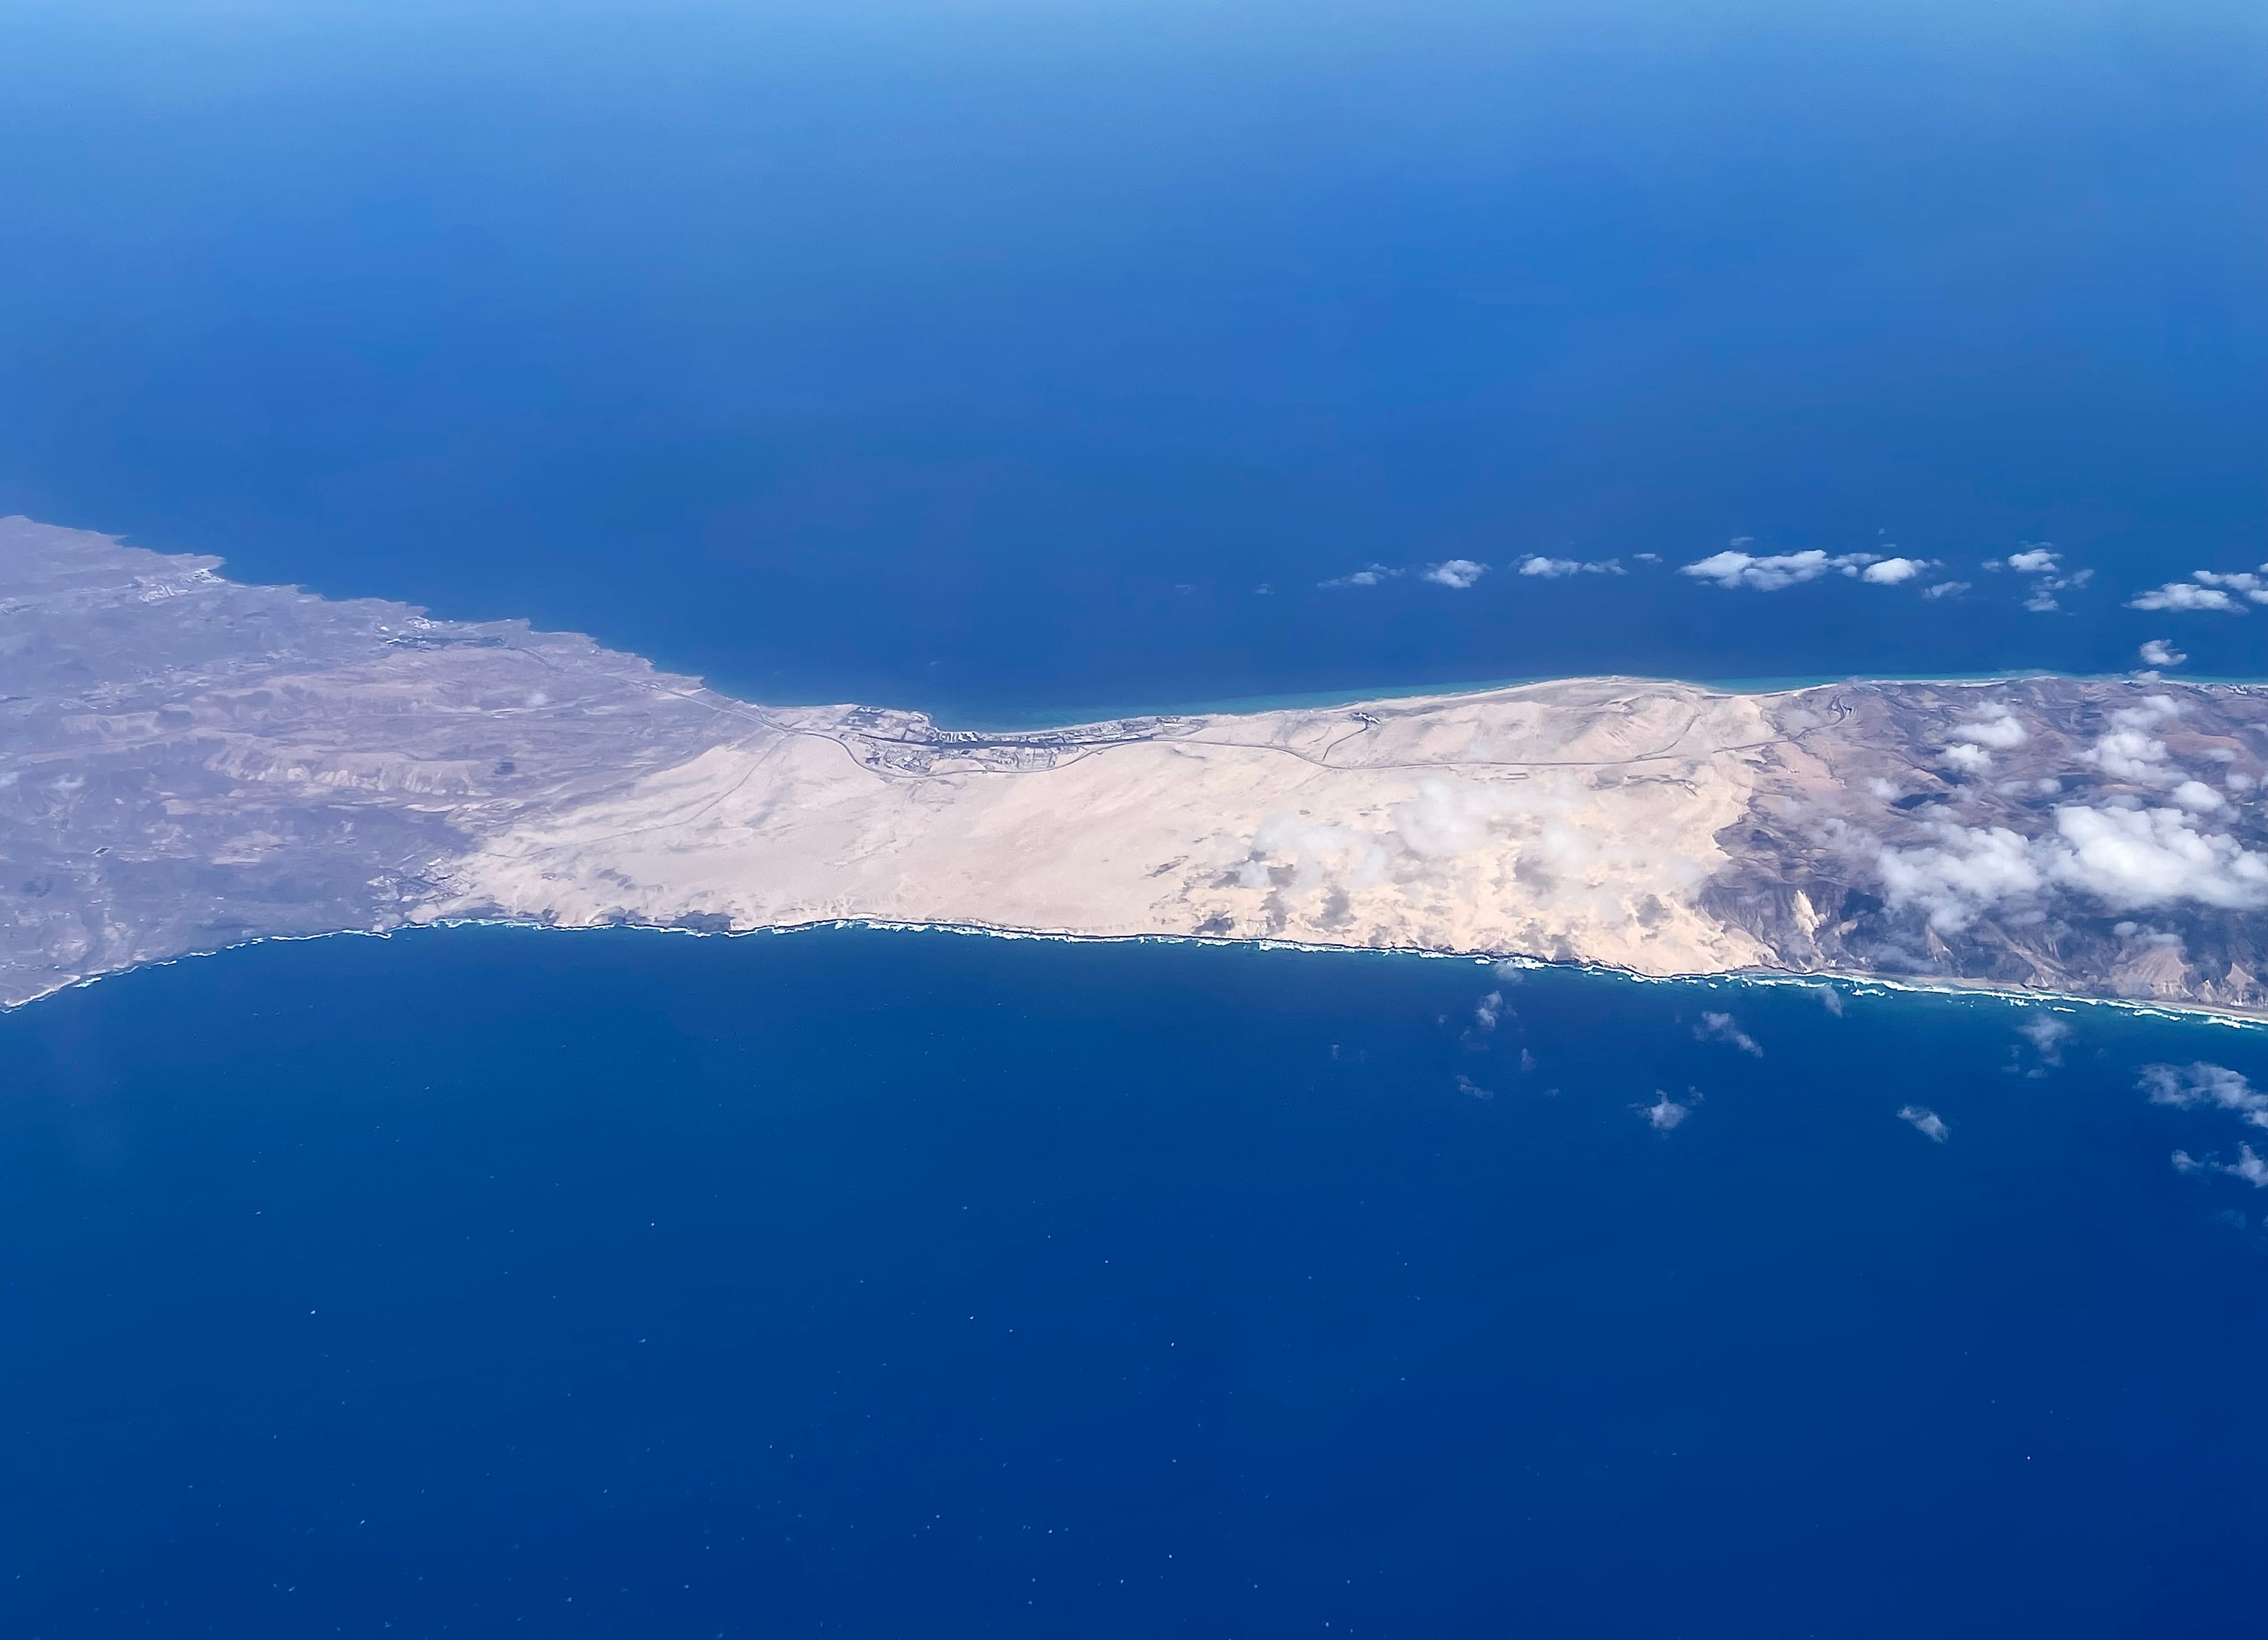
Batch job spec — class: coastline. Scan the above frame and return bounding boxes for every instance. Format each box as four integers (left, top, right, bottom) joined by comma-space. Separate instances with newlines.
11, 520, 2268, 1029
19, 911, 2264, 1032
893, 667, 2268, 734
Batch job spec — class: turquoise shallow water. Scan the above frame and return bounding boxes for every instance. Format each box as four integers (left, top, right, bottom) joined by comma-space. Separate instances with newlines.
2, 925, 2264, 1636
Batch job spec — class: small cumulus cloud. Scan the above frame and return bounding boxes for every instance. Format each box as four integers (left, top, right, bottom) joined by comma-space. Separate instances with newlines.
2130, 581, 2246, 614
1936, 709, 2025, 776
1456, 1073, 1494, 1101
2172, 779, 2226, 814
1422, 559, 1489, 589
2052, 804, 2268, 911
1695, 1011, 1762, 1057
2140, 1062, 2268, 1128
2139, 638, 2188, 668
1881, 800, 2268, 931
1517, 555, 1625, 579
2128, 567, 2268, 614
1682, 549, 1865, 591
1921, 581, 1970, 601
1679, 546, 1938, 592
1950, 711, 2028, 751
1814, 984, 1846, 1016
2017, 1015, 2071, 1067
2172, 1146, 2268, 1186
1319, 563, 1403, 590
1471, 990, 1506, 1032
2195, 568, 2268, 599
1878, 821, 2041, 932
2001, 545, 2091, 611
2081, 696, 2180, 784
1898, 1105, 1950, 1142
1637, 1091, 1692, 1131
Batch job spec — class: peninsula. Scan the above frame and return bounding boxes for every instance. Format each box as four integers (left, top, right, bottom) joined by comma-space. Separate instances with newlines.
6, 516, 2267, 1015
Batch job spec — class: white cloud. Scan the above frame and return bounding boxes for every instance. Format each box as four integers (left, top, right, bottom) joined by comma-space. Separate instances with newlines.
1472, 990, 1506, 1032
2087, 731, 2171, 782
1937, 712, 2026, 777
2172, 1146, 2268, 1186
1878, 821, 2042, 931
1238, 771, 1693, 934
1950, 711, 2028, 751
2140, 1062, 2268, 1128
2127, 568, 2268, 615
1680, 549, 1873, 592
1679, 543, 2049, 604
2048, 804, 2268, 911
1898, 1104, 1949, 1142
1877, 792, 2268, 931
2172, 780, 2226, 813
1638, 1091, 1690, 1131
1517, 555, 1624, 578
2195, 568, 2268, 600
2139, 638, 2188, 668
2000, 547, 2090, 611
1422, 559, 1489, 589
2081, 696, 2179, 784
1456, 1073, 1494, 1100
2018, 1015, 2071, 1065
1695, 1011, 1762, 1057
1236, 813, 1372, 889
1321, 563, 1402, 589
2130, 581, 2245, 614
1386, 778, 1521, 858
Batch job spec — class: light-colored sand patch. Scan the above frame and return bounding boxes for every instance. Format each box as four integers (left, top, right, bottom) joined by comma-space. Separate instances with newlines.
425, 680, 1778, 974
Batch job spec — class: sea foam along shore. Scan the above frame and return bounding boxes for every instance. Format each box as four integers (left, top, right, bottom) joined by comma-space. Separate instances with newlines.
17, 909, 2262, 1036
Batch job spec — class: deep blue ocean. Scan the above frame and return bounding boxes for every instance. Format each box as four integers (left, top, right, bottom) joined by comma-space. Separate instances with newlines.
4, 1, 2265, 711
5, 2, 2268, 1634
5, 929, 2267, 1636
